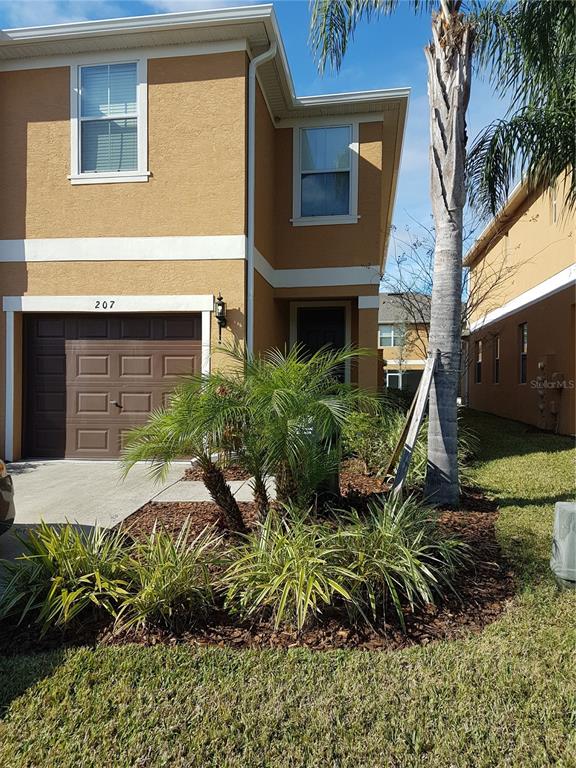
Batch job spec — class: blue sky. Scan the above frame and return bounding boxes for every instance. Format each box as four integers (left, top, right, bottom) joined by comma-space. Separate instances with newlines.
0, 0, 508, 260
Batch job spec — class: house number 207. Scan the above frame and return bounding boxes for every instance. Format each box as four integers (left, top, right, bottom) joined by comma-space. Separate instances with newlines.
94, 300, 115, 310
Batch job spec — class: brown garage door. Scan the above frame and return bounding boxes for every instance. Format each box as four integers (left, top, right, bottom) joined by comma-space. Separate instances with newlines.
24, 314, 202, 459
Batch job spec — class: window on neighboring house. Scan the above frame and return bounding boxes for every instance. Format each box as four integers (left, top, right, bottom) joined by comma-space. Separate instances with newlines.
379, 324, 404, 347
475, 340, 482, 383
493, 335, 500, 384
72, 60, 148, 184
386, 371, 402, 390
294, 124, 357, 223
519, 323, 528, 383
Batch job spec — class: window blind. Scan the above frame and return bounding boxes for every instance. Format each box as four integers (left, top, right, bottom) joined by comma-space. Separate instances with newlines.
80, 63, 138, 173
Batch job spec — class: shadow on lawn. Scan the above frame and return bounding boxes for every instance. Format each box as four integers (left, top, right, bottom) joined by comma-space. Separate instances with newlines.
0, 649, 66, 719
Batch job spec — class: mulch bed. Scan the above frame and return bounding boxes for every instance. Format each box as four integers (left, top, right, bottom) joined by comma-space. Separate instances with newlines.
0, 469, 517, 655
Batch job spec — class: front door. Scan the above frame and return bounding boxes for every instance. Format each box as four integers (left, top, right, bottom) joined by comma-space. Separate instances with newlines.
296, 306, 347, 380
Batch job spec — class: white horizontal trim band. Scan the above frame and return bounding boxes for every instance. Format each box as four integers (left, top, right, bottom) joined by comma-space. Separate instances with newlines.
0, 236, 246, 262
3, 294, 215, 313
469, 264, 576, 332
384, 359, 426, 366
358, 296, 379, 309
254, 249, 380, 288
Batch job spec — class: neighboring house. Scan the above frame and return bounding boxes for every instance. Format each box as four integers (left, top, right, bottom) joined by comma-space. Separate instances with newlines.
465, 181, 575, 435
378, 292, 430, 393
0, 6, 408, 461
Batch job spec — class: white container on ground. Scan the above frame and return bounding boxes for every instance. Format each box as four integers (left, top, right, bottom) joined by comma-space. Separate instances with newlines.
550, 501, 576, 589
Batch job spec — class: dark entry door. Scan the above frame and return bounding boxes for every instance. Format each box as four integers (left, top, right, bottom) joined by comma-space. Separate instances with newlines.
296, 306, 347, 381
24, 314, 201, 459
296, 306, 346, 354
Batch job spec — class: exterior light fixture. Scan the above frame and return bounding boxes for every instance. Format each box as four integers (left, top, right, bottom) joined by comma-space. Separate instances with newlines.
214, 293, 227, 343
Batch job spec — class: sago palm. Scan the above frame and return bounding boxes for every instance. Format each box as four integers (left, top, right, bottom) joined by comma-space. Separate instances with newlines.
310, 0, 473, 505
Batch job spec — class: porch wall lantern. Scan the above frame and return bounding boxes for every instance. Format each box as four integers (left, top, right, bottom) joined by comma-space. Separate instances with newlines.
214, 293, 227, 343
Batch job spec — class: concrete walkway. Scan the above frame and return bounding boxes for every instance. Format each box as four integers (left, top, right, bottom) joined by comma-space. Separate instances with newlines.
0, 460, 267, 561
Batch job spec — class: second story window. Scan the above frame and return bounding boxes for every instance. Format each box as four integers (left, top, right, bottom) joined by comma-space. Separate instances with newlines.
293, 123, 358, 225
379, 324, 404, 348
71, 59, 148, 184
519, 323, 528, 383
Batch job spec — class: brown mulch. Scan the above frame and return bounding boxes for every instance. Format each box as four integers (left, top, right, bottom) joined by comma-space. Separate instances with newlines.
122, 500, 260, 539
0, 469, 516, 655
339, 458, 388, 496
183, 464, 251, 482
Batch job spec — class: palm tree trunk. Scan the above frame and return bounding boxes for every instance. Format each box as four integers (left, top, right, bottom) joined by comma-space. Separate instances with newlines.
201, 459, 247, 533
251, 472, 270, 521
423, 9, 473, 507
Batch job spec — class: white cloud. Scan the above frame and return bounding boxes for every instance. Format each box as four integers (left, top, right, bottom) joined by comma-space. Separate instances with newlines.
0, 0, 129, 28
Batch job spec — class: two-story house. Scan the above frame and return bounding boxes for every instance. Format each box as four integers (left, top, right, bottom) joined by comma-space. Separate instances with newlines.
0, 6, 408, 461
378, 292, 429, 393
465, 181, 575, 435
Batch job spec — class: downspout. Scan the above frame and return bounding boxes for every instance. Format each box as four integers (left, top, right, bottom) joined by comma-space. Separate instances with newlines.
247, 41, 277, 355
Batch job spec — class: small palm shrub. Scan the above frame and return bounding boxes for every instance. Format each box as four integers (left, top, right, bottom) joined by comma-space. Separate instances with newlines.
0, 522, 129, 633
223, 508, 355, 631
116, 521, 222, 632
336, 496, 470, 627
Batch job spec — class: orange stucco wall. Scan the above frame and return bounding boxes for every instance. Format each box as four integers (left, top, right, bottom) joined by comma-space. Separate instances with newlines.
273, 115, 398, 270
0, 52, 248, 239
469, 187, 575, 323
468, 285, 575, 435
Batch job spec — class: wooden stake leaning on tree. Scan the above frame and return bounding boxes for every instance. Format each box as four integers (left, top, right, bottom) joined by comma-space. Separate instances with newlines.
391, 352, 438, 497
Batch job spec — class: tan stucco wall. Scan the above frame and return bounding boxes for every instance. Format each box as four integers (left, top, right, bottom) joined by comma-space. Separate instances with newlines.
469, 187, 575, 323
0, 52, 247, 239
274, 117, 397, 270
468, 285, 575, 435
358, 308, 379, 391
0, 259, 246, 457
253, 270, 289, 353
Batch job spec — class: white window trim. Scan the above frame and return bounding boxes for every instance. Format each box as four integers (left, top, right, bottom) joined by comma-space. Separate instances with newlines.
69, 55, 149, 185
378, 323, 404, 349
292, 120, 359, 227
386, 370, 403, 389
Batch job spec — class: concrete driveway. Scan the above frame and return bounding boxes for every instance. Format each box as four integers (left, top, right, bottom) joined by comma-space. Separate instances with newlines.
0, 460, 262, 562
6, 460, 188, 528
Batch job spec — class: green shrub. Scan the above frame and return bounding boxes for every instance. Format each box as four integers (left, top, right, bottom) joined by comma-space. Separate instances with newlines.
223, 508, 355, 631
116, 521, 222, 632
0, 522, 130, 633
336, 496, 469, 627
342, 406, 478, 486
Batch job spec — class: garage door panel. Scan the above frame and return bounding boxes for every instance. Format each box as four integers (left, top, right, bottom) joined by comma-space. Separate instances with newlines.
25, 314, 202, 459
120, 355, 153, 377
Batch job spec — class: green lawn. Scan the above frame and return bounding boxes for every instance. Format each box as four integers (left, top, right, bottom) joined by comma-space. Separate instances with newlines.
1, 412, 575, 768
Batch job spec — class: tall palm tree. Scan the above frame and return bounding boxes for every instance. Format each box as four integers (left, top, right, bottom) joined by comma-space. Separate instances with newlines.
468, 0, 575, 216
310, 0, 473, 505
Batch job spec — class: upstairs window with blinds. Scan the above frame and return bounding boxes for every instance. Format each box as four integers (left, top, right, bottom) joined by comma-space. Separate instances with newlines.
79, 63, 138, 173
299, 126, 352, 217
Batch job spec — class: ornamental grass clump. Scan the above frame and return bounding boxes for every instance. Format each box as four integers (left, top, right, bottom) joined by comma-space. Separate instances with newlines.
0, 521, 130, 633
336, 495, 470, 628
116, 520, 222, 632
223, 508, 355, 631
